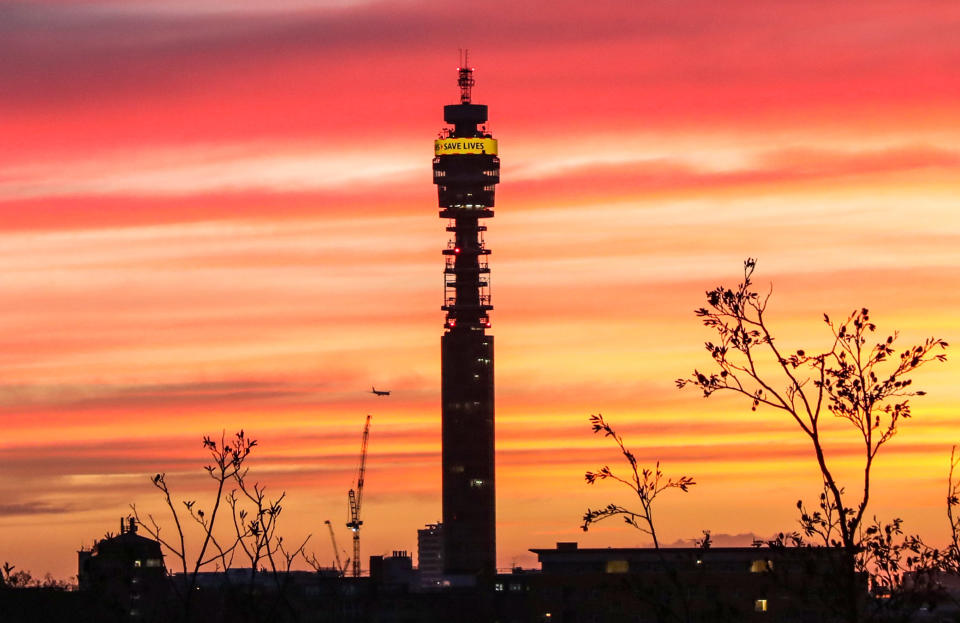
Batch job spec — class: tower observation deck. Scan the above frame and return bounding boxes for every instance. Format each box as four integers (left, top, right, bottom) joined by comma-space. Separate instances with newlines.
433, 60, 499, 578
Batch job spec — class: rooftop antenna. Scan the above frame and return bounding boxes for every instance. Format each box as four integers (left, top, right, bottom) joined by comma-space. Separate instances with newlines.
457, 48, 475, 104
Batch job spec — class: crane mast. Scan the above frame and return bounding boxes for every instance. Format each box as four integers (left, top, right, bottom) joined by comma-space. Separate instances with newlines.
324, 519, 347, 576
346, 414, 371, 578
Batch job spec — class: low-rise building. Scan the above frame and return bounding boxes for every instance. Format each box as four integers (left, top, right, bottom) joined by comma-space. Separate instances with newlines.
77, 518, 168, 621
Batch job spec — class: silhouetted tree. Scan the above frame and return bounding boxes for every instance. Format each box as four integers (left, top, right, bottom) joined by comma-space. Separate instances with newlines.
582, 414, 695, 547
582, 414, 699, 622
945, 446, 960, 573
677, 259, 947, 622
0, 563, 72, 590
131, 431, 312, 622
1, 563, 33, 589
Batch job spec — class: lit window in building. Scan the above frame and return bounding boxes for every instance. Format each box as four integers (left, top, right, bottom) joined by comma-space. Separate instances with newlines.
755, 599, 768, 612
494, 582, 504, 592
470, 479, 485, 488
146, 558, 163, 568
133, 560, 142, 568
605, 560, 629, 574
750, 559, 773, 573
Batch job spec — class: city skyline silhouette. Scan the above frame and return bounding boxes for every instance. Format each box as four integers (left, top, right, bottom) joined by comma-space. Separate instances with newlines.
2, 1, 960, 585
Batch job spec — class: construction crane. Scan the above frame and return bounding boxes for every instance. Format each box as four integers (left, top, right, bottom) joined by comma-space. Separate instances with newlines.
346, 414, 371, 578
324, 519, 347, 576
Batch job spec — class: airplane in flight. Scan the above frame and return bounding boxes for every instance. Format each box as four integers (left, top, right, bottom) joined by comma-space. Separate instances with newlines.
370, 386, 390, 397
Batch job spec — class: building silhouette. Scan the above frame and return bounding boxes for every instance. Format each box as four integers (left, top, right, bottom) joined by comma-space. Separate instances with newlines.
433, 60, 499, 578
77, 517, 168, 621
417, 522, 444, 588
524, 542, 864, 623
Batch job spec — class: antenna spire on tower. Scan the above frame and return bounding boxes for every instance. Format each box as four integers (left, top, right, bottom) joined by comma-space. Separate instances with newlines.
457, 49, 475, 104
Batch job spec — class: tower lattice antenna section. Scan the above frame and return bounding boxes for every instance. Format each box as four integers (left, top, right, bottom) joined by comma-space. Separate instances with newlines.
458, 49, 475, 104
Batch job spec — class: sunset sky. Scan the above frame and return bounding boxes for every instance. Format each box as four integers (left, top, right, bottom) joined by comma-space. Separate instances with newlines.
2, 0, 960, 579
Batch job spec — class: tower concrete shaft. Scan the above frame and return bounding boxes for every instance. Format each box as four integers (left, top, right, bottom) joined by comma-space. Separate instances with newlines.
432, 63, 499, 577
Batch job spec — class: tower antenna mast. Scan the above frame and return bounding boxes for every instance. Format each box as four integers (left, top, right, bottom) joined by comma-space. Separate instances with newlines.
458, 49, 475, 104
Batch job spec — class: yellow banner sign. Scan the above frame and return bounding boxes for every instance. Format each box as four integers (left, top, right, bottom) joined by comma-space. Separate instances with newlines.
434, 138, 498, 155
